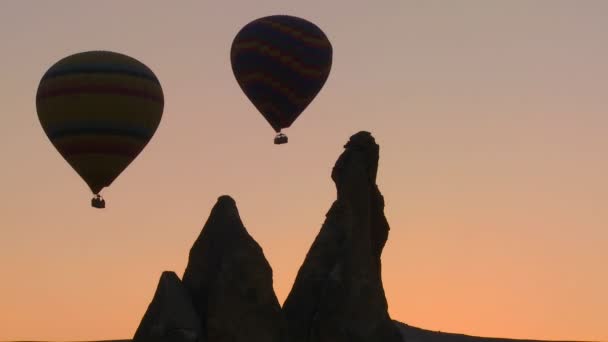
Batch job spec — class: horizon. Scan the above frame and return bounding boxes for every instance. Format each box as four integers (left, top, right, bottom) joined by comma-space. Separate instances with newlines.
1, 1, 607, 341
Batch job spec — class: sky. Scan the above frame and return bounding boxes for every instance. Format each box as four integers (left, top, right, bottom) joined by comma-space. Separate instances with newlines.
0, 1, 607, 341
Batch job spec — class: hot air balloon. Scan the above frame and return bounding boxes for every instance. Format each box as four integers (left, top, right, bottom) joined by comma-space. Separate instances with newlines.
231, 15, 333, 144
36, 51, 164, 208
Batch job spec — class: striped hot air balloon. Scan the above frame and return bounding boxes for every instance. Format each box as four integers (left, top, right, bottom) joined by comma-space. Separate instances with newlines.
36, 51, 164, 208
231, 15, 333, 144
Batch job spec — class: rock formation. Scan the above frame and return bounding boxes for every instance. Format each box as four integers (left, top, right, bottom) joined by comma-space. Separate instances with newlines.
134, 131, 401, 342
282, 131, 402, 342
131, 131, 586, 342
181, 195, 286, 342
133, 271, 202, 342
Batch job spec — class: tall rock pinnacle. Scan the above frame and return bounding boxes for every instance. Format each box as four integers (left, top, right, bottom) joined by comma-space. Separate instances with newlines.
283, 131, 402, 342
181, 195, 286, 342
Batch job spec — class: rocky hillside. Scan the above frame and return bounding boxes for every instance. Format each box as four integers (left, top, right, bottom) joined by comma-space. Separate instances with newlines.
394, 322, 588, 342
132, 131, 584, 342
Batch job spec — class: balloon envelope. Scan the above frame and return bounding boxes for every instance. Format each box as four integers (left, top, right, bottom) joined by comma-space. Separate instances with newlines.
231, 15, 332, 132
36, 51, 164, 194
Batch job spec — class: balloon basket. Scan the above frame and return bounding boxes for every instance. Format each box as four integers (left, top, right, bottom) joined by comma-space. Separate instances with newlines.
274, 133, 288, 145
91, 195, 106, 209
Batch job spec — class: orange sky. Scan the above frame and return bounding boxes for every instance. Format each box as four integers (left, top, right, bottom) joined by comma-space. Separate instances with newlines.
1, 1, 607, 341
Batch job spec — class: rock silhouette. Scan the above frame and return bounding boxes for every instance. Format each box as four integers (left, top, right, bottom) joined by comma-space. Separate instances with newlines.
133, 271, 202, 342
134, 132, 409, 342
132, 132, 585, 342
181, 195, 286, 342
283, 131, 402, 342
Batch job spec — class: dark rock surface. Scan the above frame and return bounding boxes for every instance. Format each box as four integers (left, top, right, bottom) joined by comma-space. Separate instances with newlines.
283, 131, 402, 342
131, 131, 587, 342
393, 321, 585, 342
133, 271, 202, 342
181, 195, 286, 342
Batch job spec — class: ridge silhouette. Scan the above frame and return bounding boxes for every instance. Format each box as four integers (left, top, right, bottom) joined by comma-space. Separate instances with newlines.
129, 132, 596, 342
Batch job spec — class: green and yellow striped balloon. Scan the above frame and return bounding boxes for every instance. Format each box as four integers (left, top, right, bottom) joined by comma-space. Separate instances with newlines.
36, 51, 164, 198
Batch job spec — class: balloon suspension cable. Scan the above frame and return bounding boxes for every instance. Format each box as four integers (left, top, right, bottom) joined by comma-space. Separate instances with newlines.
274, 132, 288, 145
91, 193, 106, 209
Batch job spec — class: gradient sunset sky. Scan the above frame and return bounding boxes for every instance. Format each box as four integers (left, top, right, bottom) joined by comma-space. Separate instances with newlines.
1, 1, 607, 341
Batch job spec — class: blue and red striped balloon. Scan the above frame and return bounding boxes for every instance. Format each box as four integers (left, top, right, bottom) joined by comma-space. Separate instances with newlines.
36, 51, 164, 197
231, 15, 332, 138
